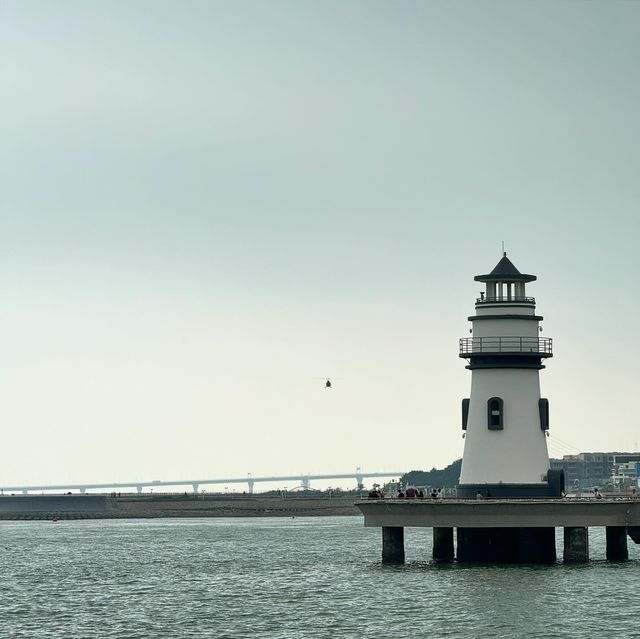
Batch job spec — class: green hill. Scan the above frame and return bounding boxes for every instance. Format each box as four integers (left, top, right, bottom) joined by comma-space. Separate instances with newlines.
401, 459, 462, 490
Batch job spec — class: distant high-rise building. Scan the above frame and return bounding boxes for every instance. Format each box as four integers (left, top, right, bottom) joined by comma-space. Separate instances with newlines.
551, 452, 640, 488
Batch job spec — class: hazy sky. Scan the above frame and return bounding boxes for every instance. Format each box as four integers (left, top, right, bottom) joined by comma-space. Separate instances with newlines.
0, 1, 638, 489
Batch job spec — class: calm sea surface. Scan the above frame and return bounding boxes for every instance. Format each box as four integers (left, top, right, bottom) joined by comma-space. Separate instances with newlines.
1, 516, 638, 638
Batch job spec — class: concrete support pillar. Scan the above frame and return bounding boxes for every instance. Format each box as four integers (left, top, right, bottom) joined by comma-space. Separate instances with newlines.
192, 483, 199, 495
627, 526, 640, 544
433, 527, 454, 562
247, 480, 255, 494
519, 527, 556, 563
563, 527, 589, 563
606, 526, 628, 561
457, 527, 556, 563
136, 485, 143, 494
382, 526, 405, 564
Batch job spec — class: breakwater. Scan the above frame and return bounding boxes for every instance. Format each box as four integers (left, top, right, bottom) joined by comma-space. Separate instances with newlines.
0, 493, 360, 520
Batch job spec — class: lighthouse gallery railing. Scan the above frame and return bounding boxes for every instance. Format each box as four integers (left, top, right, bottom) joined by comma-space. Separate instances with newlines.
475, 296, 536, 304
459, 336, 552, 356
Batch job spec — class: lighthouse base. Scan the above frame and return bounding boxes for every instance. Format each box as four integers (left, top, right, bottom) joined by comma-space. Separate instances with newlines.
456, 527, 556, 563
457, 471, 565, 500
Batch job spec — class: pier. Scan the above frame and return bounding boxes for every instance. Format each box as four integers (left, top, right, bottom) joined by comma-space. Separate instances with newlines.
358, 254, 640, 564
357, 498, 640, 563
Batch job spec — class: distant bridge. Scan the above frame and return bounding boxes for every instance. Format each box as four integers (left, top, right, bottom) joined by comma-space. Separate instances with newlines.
0, 471, 405, 495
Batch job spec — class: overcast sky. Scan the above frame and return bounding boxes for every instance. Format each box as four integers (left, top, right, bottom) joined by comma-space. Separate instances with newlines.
0, 1, 638, 489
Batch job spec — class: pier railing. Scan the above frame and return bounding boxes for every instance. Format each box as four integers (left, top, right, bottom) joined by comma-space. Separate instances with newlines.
459, 336, 552, 356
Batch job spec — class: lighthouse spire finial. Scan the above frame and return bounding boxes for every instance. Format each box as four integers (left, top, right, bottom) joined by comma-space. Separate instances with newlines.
501, 240, 506, 257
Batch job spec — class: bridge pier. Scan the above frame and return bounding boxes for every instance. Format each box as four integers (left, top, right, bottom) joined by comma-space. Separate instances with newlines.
192, 483, 199, 495
136, 485, 143, 494
247, 480, 254, 494
301, 476, 310, 490
80, 488, 86, 495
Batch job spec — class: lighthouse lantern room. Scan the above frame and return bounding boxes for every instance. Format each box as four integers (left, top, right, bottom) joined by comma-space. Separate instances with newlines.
457, 253, 564, 499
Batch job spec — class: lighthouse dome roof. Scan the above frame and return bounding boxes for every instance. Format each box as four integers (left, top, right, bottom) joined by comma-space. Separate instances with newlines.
474, 254, 536, 283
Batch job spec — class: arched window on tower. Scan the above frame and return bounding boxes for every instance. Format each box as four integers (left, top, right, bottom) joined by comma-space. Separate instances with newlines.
461, 398, 470, 430
487, 397, 504, 430
539, 398, 549, 430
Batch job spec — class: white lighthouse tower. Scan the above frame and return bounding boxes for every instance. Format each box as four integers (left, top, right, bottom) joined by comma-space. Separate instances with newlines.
457, 253, 564, 499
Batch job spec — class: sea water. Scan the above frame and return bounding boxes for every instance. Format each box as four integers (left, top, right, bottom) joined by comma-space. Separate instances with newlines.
0, 517, 638, 638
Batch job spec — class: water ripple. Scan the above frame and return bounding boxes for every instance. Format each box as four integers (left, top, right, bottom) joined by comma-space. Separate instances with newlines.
0, 519, 638, 638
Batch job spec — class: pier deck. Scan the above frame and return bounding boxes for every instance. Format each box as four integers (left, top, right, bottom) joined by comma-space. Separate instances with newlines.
357, 499, 640, 563
356, 498, 640, 528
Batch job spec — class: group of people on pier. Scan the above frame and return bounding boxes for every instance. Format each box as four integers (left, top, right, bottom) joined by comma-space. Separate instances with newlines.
366, 485, 638, 500
367, 486, 445, 500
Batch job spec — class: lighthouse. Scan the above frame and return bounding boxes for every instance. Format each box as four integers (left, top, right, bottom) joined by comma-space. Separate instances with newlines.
357, 254, 637, 564
457, 253, 564, 499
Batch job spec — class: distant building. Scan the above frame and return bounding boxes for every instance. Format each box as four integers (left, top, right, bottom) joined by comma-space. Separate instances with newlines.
550, 452, 640, 488
610, 455, 640, 488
